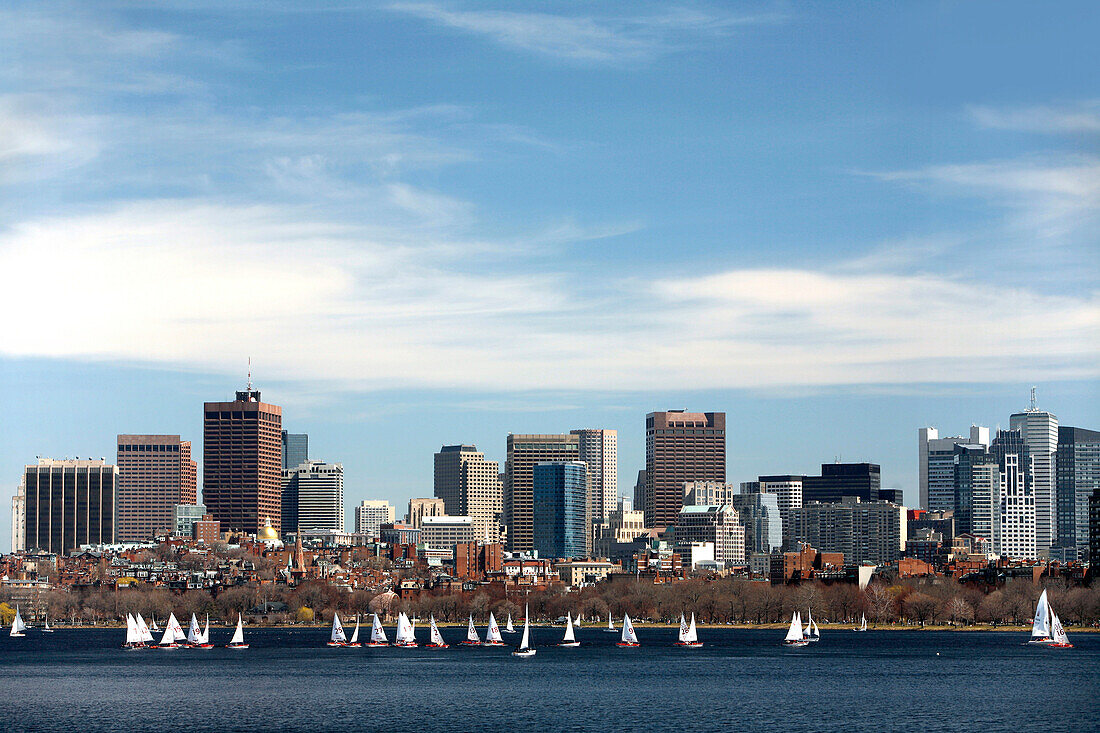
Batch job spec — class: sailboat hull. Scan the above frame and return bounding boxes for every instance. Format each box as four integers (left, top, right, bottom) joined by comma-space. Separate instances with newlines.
459, 640, 481, 646
187, 643, 214, 649
783, 640, 810, 647
675, 642, 703, 648
227, 643, 249, 649
394, 642, 418, 648
481, 641, 506, 646
615, 642, 640, 647
344, 642, 362, 648
511, 648, 536, 657
559, 641, 580, 647
326, 641, 346, 647
367, 642, 389, 647
426, 643, 449, 648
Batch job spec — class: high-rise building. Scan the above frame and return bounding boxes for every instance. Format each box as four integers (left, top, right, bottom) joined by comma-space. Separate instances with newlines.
802, 463, 882, 504
919, 426, 989, 511
632, 470, 647, 516
571, 429, 618, 524
991, 429, 1036, 559
116, 435, 197, 543
645, 411, 725, 528
756, 475, 803, 540
532, 461, 588, 559
173, 503, 207, 537
355, 500, 395, 537
420, 515, 475, 550
1010, 393, 1058, 553
13, 458, 118, 553
594, 498, 647, 558
434, 445, 503, 542
505, 434, 581, 553
683, 481, 738, 506
203, 386, 283, 535
953, 443, 998, 541
674, 505, 745, 568
1090, 488, 1100, 568
786, 497, 905, 566
281, 431, 308, 470
1056, 427, 1100, 562
281, 461, 344, 534
407, 497, 445, 528
728, 492, 783, 555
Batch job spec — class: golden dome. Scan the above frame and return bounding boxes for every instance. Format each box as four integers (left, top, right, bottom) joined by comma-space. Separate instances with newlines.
257, 518, 280, 542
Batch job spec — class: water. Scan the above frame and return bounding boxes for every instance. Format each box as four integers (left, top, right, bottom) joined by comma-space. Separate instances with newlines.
2, 626, 1097, 732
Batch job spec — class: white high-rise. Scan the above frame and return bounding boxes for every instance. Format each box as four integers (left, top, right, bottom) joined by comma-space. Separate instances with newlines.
996, 454, 1037, 559
919, 425, 989, 511
571, 429, 618, 523
282, 461, 344, 533
355, 500, 395, 537
1009, 392, 1058, 554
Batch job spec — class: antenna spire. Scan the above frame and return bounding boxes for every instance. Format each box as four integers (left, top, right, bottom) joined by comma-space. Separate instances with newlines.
247, 357, 252, 391
1029, 386, 1037, 411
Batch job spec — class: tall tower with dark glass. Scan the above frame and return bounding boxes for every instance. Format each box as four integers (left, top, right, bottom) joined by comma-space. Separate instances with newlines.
203, 385, 283, 535
281, 431, 308, 470
532, 461, 587, 559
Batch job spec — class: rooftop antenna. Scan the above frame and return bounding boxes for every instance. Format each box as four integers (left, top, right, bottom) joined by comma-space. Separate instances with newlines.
1029, 386, 1037, 411
247, 357, 252, 391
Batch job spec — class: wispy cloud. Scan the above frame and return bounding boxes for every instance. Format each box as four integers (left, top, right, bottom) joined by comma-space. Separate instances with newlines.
967, 102, 1100, 134
388, 3, 782, 64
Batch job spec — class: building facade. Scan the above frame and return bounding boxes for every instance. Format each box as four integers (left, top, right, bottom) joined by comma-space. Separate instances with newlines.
594, 498, 647, 558
281, 461, 344, 535
953, 443, 998, 541
1056, 427, 1100, 561
505, 434, 581, 553
728, 492, 783, 555
13, 458, 118, 554
991, 429, 1037, 559
281, 431, 308, 470
645, 411, 725, 528
571, 428, 618, 524
756, 475, 803, 541
203, 387, 283, 535
919, 426, 989, 511
433, 444, 502, 543
1009, 400, 1058, 553
173, 503, 207, 537
420, 515, 475, 550
532, 461, 588, 559
407, 497, 445, 528
786, 497, 905, 566
674, 504, 745, 568
354, 500, 395, 538
116, 434, 197, 543
801, 463, 883, 504
683, 481, 738, 506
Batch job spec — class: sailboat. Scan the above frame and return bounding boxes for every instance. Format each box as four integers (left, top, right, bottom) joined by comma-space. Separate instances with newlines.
227, 613, 248, 649
803, 609, 820, 642
505, 613, 516, 634
345, 616, 362, 648
559, 611, 580, 647
854, 613, 868, 632
186, 613, 212, 648
427, 615, 448, 648
8, 606, 27, 638
158, 612, 185, 648
368, 613, 389, 647
676, 612, 702, 648
136, 614, 154, 645
42, 614, 54, 632
196, 614, 213, 648
328, 612, 347, 647
604, 611, 617, 633
150, 615, 160, 633
784, 611, 809, 646
1049, 609, 1073, 649
512, 604, 536, 657
1028, 590, 1054, 645
616, 614, 640, 647
573, 615, 582, 628
122, 613, 143, 649
460, 614, 481, 646
483, 611, 505, 646
394, 611, 417, 647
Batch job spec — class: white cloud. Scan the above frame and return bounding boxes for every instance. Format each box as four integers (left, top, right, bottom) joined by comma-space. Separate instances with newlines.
968, 102, 1100, 134
1, 201, 1096, 392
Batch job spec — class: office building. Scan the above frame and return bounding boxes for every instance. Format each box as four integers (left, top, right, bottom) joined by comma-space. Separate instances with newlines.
434, 444, 503, 542
192, 514, 221, 544
674, 505, 745, 568
1056, 427, 1100, 561
532, 461, 588, 559
683, 481, 738, 506
594, 498, 647, 558
991, 429, 1036, 558
380, 522, 419, 546
354, 500, 395, 538
787, 497, 905, 566
281, 431, 308, 470
1090, 488, 1100, 567
919, 426, 989, 511
420, 515, 475, 550
505, 434, 581, 553
282, 461, 344, 534
728, 492, 783, 554
203, 385, 283, 535
645, 411, 725, 528
1010, 394, 1058, 552
571, 429, 618, 524
756, 475, 803, 539
906, 509, 956, 544
632, 470, 647, 516
116, 434, 197, 543
953, 443, 998, 540
13, 458, 118, 554
802, 463, 882, 504
407, 497, 445, 528
173, 503, 208, 537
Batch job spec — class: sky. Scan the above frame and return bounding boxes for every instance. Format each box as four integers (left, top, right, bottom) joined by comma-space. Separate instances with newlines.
1, 1, 1098, 550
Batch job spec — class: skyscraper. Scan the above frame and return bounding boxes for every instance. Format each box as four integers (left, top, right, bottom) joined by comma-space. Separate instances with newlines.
756, 475, 803, 541
407, 497, 445, 528
674, 505, 745, 568
991, 429, 1036, 559
571, 429, 618, 524
505, 434, 581, 553
644, 411, 725, 528
787, 497, 905, 566
532, 461, 588, 559
203, 385, 283, 535
355, 500, 395, 537
13, 458, 118, 553
1010, 392, 1058, 553
116, 434, 197, 542
281, 431, 308, 470
1056, 427, 1100, 561
919, 426, 989, 511
282, 461, 344, 534
953, 443, 998, 540
728, 492, 783, 555
802, 463, 883, 504
434, 444, 503, 542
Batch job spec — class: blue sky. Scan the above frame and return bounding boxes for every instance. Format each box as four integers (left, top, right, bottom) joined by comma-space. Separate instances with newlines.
2, 1, 1098, 549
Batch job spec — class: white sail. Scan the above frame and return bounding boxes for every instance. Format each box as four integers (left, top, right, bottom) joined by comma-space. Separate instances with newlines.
136, 613, 153, 642
170, 612, 186, 641
678, 613, 688, 642
396, 611, 415, 644
1032, 590, 1051, 639
506, 614, 515, 633
331, 613, 346, 643
230, 614, 245, 645
349, 617, 360, 644
859, 613, 867, 631
518, 606, 531, 650
621, 614, 638, 644
371, 613, 389, 643
785, 612, 803, 642
1051, 610, 1070, 645
159, 613, 179, 645
686, 613, 698, 643
607, 611, 615, 631
810, 618, 820, 638
563, 612, 575, 643
187, 614, 202, 645
150, 615, 160, 632
125, 613, 139, 644
43, 614, 52, 631
486, 612, 503, 643
804, 609, 813, 636
430, 616, 445, 646
201, 615, 210, 644
466, 615, 479, 643
10, 606, 27, 637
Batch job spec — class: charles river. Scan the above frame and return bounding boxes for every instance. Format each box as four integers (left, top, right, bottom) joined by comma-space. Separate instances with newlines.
2, 627, 1097, 732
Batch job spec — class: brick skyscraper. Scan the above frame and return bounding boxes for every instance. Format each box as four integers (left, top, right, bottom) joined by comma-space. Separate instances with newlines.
203, 384, 283, 535
116, 434, 197, 542
645, 410, 725, 528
